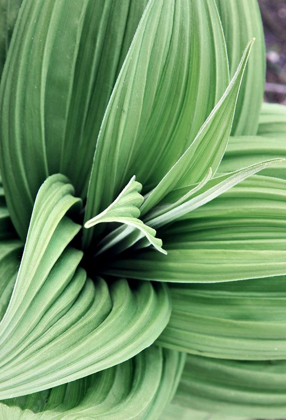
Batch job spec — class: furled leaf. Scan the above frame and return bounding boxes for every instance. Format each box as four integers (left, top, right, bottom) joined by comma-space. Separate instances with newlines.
0, 0, 22, 76
85, 176, 166, 255
0, 346, 185, 419
215, 0, 265, 135
0, 0, 148, 240
0, 175, 171, 398
105, 175, 286, 283
174, 353, 286, 419
257, 102, 286, 137
158, 275, 286, 360
160, 404, 250, 420
141, 39, 254, 216
83, 0, 229, 248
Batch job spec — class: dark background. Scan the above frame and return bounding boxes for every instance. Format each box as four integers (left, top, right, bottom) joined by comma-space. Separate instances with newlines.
259, 0, 286, 104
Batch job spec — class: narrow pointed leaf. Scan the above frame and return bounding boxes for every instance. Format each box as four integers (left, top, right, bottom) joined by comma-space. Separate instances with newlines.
105, 176, 286, 283
215, 0, 265, 135
221, 135, 286, 180
84, 0, 229, 247
141, 40, 253, 216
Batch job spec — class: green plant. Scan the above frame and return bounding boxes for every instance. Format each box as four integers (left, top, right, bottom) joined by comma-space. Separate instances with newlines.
0, 0, 286, 419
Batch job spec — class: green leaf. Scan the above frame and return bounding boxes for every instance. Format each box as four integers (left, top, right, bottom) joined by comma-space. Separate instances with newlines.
215, 0, 265, 135
0, 0, 22, 77
220, 135, 286, 180
174, 353, 286, 419
160, 404, 250, 420
84, 0, 229, 248
145, 159, 281, 230
104, 175, 286, 283
85, 176, 166, 255
0, 0, 148, 240
257, 102, 286, 137
158, 275, 286, 360
141, 39, 254, 216
0, 346, 184, 419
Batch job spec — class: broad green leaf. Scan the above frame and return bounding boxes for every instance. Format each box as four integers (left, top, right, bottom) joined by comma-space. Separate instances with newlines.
215, 0, 265, 135
85, 176, 166, 255
104, 176, 286, 283
84, 0, 229, 248
0, 175, 171, 398
257, 102, 286, 137
0, 346, 184, 419
158, 275, 286, 360
0, 0, 22, 76
141, 40, 254, 216
220, 135, 286, 180
0, 0, 148, 240
174, 354, 286, 419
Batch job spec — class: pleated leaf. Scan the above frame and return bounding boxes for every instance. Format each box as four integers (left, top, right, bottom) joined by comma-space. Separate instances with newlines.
160, 404, 250, 420
158, 275, 286, 360
220, 135, 286, 180
141, 39, 254, 216
0, 175, 171, 398
257, 102, 286, 137
174, 354, 286, 419
0, 0, 148, 240
84, 0, 229, 248
0, 346, 185, 419
105, 175, 286, 283
85, 176, 166, 255
215, 0, 265, 135
0, 0, 22, 76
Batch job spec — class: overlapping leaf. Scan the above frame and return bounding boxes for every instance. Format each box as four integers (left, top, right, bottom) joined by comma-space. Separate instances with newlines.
0, 175, 171, 398
0, 346, 185, 419
84, 0, 229, 248
0, 0, 148, 240
158, 275, 286, 360
85, 176, 166, 255
215, 0, 265, 135
106, 175, 286, 283
174, 354, 286, 419
258, 102, 286, 137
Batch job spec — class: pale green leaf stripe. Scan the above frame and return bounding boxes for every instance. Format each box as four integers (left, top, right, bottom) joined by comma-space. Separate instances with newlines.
141, 40, 253, 216
0, 0, 22, 76
0, 176, 171, 398
105, 175, 286, 283
258, 102, 286, 137
85, 176, 166, 255
0, 0, 148, 240
158, 276, 286, 360
216, 0, 265, 135
84, 0, 229, 248
0, 347, 184, 420
174, 354, 286, 418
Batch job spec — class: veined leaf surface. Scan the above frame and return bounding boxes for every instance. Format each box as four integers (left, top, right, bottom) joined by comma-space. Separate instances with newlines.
215, 0, 265, 135
84, 0, 229, 247
0, 0, 148, 240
